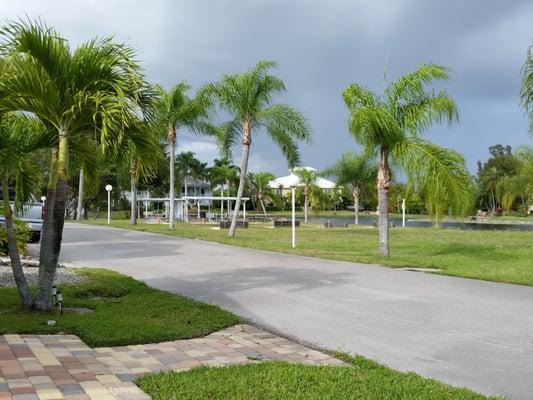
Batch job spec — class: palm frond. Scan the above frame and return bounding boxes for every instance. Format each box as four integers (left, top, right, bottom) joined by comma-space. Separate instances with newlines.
269, 129, 301, 168
385, 63, 450, 106
215, 120, 241, 160
343, 84, 378, 109
257, 104, 311, 142
346, 103, 404, 150
0, 18, 71, 82
322, 151, 376, 194
400, 91, 458, 135
520, 44, 533, 134
0, 112, 49, 208
394, 138, 472, 222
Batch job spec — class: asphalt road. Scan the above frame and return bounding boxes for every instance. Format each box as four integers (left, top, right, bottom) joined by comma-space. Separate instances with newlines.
54, 224, 533, 399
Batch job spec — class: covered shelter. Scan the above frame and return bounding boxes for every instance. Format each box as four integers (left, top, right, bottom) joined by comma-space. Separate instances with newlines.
136, 196, 250, 222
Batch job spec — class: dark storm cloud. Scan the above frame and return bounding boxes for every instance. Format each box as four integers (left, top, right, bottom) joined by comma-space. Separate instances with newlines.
2, 0, 532, 174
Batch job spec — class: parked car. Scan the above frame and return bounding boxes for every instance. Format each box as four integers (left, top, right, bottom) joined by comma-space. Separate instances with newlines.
0, 189, 43, 243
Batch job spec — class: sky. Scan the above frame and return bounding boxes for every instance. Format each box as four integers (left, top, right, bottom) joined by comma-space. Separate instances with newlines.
2, 0, 532, 176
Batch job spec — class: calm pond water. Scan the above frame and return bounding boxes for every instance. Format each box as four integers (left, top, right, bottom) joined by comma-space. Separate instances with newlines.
298, 215, 533, 232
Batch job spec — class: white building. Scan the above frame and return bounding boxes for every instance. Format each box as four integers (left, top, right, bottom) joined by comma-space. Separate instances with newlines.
125, 176, 213, 221
268, 167, 336, 196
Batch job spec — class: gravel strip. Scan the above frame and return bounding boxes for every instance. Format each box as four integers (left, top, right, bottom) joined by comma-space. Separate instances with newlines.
0, 265, 84, 287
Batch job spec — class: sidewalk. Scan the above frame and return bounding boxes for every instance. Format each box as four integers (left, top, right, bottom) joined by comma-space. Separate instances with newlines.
0, 324, 344, 399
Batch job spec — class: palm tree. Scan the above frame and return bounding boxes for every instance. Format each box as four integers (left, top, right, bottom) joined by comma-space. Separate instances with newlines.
209, 158, 239, 218
248, 172, 278, 218
294, 168, 318, 222
309, 184, 330, 212
480, 166, 500, 212
0, 113, 50, 309
152, 84, 212, 230
343, 63, 470, 256
203, 61, 311, 237
73, 138, 102, 221
120, 120, 161, 225
175, 151, 206, 220
521, 44, 533, 134
496, 175, 520, 214
515, 146, 533, 207
0, 19, 152, 310
322, 152, 376, 224
176, 151, 202, 196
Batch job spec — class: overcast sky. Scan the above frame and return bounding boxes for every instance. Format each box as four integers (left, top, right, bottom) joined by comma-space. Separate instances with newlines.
2, 0, 532, 176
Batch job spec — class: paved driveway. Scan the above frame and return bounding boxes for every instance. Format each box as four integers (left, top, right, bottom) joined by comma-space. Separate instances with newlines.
55, 224, 533, 399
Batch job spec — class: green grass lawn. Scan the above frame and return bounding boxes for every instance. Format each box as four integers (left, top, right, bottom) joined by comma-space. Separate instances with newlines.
137, 355, 500, 400
0, 269, 239, 347
82, 219, 533, 286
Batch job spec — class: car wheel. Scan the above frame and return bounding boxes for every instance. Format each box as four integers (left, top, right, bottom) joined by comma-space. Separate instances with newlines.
29, 232, 41, 243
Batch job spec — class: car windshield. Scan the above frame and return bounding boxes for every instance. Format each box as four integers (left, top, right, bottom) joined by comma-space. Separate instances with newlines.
0, 189, 15, 202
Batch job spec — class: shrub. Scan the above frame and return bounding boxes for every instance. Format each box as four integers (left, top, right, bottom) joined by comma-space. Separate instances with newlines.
0, 220, 30, 256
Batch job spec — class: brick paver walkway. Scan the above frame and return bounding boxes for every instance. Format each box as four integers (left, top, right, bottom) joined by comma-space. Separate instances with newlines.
0, 324, 345, 399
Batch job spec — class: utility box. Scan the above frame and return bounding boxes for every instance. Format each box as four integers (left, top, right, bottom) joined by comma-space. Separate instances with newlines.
220, 220, 249, 229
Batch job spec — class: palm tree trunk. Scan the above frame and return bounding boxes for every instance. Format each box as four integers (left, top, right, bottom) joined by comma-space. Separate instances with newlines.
168, 126, 176, 230
260, 196, 268, 218
304, 187, 308, 222
377, 151, 391, 257
76, 168, 84, 221
353, 188, 360, 225
220, 188, 224, 218
35, 131, 69, 311
2, 179, 33, 309
226, 181, 232, 218
130, 159, 137, 225
36, 149, 57, 302
229, 121, 251, 237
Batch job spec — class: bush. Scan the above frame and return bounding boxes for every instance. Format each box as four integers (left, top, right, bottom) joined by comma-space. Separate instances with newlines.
0, 220, 30, 256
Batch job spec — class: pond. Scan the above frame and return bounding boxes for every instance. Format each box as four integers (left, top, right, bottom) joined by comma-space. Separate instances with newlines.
299, 215, 533, 232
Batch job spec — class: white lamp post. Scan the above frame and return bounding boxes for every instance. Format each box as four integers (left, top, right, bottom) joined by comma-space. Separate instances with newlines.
105, 184, 113, 225
220, 187, 224, 219
287, 174, 299, 248
40, 196, 46, 207
401, 198, 406, 227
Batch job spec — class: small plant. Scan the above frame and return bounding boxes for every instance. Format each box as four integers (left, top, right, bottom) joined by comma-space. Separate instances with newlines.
0, 220, 29, 256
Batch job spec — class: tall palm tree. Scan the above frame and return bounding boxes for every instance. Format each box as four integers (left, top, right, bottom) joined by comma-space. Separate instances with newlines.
343, 63, 470, 256
0, 112, 51, 309
0, 19, 152, 310
294, 168, 318, 222
203, 61, 311, 236
521, 44, 533, 134
152, 84, 212, 230
322, 152, 376, 224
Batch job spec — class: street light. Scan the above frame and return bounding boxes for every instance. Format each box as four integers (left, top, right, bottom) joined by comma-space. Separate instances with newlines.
401, 198, 406, 227
105, 184, 113, 225
286, 174, 299, 248
40, 196, 46, 206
